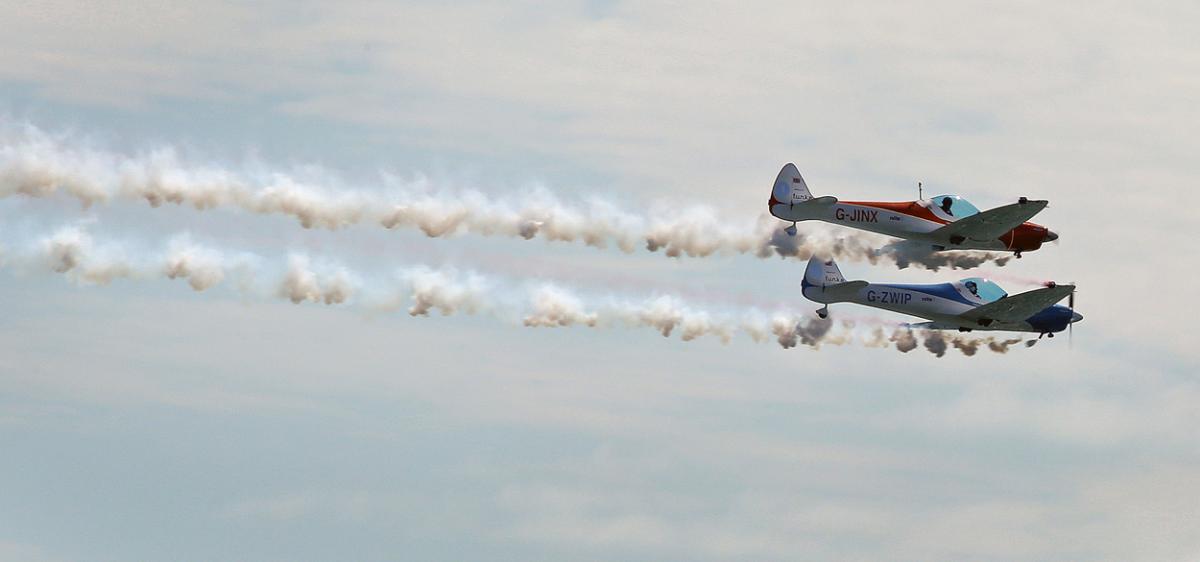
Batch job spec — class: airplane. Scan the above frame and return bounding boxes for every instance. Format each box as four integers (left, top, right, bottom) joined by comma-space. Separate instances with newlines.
801, 256, 1081, 339
768, 163, 1058, 257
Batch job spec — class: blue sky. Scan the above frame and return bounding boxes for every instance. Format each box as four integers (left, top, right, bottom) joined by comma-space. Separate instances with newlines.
1, 1, 1197, 560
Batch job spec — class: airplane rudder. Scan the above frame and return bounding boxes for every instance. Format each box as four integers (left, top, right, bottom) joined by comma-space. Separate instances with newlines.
772, 163, 812, 205
803, 256, 845, 287
822, 258, 846, 284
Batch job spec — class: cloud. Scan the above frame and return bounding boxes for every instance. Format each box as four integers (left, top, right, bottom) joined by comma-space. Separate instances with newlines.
0, 539, 66, 562
879, 371, 1200, 448
225, 491, 375, 523
494, 466, 1200, 561
0, 3, 1197, 560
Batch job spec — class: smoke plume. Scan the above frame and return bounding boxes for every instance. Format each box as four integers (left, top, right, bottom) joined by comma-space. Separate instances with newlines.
0, 225, 1028, 357
0, 125, 1009, 271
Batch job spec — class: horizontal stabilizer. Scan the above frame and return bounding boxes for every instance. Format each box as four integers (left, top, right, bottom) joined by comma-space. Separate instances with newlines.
905, 321, 962, 331
810, 195, 838, 205
803, 257, 865, 303
822, 280, 868, 301
932, 199, 1048, 243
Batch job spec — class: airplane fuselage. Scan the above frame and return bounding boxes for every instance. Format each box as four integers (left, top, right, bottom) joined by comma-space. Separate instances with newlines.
801, 279, 1077, 333
770, 199, 1051, 253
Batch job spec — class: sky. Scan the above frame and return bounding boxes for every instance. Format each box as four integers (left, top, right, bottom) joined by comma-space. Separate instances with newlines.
0, 1, 1197, 560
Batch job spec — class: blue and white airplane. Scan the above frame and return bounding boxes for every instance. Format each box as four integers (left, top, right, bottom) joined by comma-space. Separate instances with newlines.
802, 257, 1081, 339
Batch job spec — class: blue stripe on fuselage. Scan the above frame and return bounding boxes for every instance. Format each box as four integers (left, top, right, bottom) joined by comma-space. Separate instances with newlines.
876, 283, 975, 306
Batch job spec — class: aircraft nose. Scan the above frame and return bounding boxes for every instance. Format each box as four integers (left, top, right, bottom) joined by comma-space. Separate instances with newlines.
1071, 311, 1083, 323
1044, 230, 1059, 242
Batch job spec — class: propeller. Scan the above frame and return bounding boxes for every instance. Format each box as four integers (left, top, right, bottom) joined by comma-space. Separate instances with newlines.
1037, 281, 1077, 347
1068, 289, 1076, 348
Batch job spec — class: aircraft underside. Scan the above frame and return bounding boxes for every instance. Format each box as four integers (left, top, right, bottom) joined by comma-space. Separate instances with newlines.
903, 314, 1034, 333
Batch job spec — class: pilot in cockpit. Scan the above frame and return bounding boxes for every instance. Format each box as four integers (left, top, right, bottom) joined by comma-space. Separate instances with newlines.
941, 196, 954, 216
964, 280, 979, 296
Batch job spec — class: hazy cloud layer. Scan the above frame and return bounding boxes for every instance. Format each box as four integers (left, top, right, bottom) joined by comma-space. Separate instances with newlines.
0, 1, 1197, 560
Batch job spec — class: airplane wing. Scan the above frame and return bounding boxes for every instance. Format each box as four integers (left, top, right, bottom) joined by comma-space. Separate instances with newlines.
958, 284, 1074, 325
931, 199, 1048, 243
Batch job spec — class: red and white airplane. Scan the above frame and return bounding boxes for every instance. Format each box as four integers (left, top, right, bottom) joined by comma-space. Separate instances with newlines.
768, 163, 1058, 257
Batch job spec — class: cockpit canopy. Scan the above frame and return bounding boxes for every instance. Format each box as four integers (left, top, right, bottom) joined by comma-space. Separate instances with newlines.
927, 194, 980, 219
957, 277, 1007, 303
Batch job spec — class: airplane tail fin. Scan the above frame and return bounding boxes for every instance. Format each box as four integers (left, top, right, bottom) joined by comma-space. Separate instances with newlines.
802, 257, 866, 303
770, 164, 837, 223
771, 163, 812, 206
804, 256, 846, 287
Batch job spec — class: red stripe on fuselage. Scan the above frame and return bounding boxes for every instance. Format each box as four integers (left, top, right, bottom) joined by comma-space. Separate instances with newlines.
845, 201, 1049, 250
1001, 228, 1016, 249
840, 201, 948, 224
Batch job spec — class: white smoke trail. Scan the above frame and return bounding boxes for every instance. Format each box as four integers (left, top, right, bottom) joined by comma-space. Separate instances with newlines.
523, 285, 598, 328
41, 225, 134, 285
0, 124, 1008, 271
279, 254, 358, 305
401, 265, 491, 317
164, 238, 228, 291
0, 224, 1028, 356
